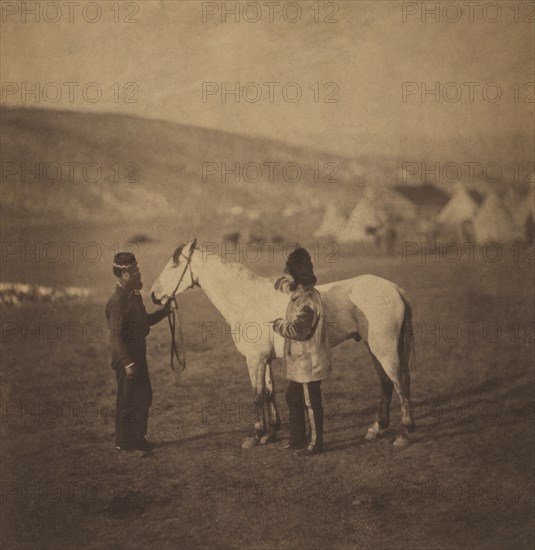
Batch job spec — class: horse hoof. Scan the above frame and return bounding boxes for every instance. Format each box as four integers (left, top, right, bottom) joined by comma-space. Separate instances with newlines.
241, 437, 259, 449
259, 433, 276, 445
393, 435, 409, 447
364, 422, 384, 441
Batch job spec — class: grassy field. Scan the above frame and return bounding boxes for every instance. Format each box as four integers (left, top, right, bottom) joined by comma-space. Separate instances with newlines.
1, 231, 534, 549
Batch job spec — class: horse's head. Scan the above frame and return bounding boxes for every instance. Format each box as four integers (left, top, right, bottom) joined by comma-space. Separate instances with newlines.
150, 239, 198, 305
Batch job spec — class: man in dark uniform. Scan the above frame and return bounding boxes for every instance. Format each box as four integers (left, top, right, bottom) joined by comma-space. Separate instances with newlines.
272, 248, 331, 456
105, 252, 170, 452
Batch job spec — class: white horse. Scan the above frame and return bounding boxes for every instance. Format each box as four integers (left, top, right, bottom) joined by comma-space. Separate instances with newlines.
150, 240, 416, 448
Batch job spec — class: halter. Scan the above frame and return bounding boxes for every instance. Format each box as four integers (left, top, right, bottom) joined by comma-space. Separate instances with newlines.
170, 251, 197, 297
166, 242, 198, 372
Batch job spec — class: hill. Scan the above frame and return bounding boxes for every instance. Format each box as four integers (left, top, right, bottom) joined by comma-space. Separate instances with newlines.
1, 106, 383, 239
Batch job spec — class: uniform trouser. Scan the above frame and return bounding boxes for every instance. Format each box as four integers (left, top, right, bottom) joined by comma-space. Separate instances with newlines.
115, 360, 152, 448
285, 380, 323, 449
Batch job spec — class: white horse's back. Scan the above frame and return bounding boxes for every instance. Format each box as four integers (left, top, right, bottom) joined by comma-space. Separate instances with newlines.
318, 275, 405, 350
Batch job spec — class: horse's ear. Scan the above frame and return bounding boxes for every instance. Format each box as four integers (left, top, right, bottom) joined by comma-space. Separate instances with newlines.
172, 244, 184, 265
190, 238, 197, 252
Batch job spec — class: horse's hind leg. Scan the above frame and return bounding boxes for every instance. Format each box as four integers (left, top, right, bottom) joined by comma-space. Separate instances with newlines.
365, 354, 394, 441
242, 357, 279, 449
397, 365, 415, 442
391, 371, 415, 447
241, 357, 266, 449
372, 353, 414, 447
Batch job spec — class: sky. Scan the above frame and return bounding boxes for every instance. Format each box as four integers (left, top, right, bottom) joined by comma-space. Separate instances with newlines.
1, 0, 534, 163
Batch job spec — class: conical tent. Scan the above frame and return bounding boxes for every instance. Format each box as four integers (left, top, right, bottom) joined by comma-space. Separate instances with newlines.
473, 193, 516, 243
436, 184, 479, 226
507, 186, 535, 238
338, 198, 383, 243
379, 190, 417, 222
313, 201, 348, 238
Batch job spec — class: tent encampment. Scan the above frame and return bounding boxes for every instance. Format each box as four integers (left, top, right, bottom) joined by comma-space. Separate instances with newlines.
436, 184, 480, 241
338, 198, 383, 243
506, 185, 535, 240
393, 183, 449, 219
313, 201, 348, 239
437, 184, 479, 226
473, 193, 516, 243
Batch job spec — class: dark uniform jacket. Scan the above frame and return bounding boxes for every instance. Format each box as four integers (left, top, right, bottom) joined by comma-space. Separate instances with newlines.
273, 284, 331, 383
105, 284, 168, 372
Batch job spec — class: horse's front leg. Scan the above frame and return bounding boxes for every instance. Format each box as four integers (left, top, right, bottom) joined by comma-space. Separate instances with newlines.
259, 361, 279, 445
241, 357, 279, 449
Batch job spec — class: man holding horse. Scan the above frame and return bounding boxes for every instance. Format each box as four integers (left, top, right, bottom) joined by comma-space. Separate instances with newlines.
105, 252, 171, 452
272, 248, 331, 456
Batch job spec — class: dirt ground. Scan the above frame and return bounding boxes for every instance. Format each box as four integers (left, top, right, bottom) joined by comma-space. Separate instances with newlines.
1, 231, 534, 549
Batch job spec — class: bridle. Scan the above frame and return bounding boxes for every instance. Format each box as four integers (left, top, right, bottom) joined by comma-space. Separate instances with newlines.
165, 241, 199, 372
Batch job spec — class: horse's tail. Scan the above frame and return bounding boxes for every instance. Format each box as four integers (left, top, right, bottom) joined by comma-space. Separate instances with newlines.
397, 288, 416, 375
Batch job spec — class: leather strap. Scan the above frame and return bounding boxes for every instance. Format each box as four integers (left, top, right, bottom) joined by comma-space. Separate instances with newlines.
167, 297, 186, 372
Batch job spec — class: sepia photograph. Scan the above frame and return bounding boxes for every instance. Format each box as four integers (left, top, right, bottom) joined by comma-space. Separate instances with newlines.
1, 1, 534, 548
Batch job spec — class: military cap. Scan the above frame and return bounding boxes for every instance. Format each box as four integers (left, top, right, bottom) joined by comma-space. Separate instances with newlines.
113, 252, 138, 277
284, 247, 317, 286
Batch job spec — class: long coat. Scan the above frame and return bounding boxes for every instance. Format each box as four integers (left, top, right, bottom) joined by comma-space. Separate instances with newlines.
273, 284, 331, 383
105, 284, 167, 447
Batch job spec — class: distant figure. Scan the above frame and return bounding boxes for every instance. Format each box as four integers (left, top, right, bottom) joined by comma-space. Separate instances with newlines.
526, 212, 535, 241
366, 225, 383, 251
271, 248, 331, 456
105, 252, 171, 452
369, 223, 397, 256
384, 226, 398, 256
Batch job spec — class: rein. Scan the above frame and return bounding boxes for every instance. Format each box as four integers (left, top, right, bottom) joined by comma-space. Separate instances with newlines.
165, 243, 197, 372
167, 300, 186, 372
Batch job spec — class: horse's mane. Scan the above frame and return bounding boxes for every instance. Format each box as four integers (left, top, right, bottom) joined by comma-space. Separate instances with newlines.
198, 249, 282, 309
216, 257, 270, 284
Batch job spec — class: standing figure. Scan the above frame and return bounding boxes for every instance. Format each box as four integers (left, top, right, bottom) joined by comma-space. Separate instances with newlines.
272, 248, 331, 456
105, 252, 170, 452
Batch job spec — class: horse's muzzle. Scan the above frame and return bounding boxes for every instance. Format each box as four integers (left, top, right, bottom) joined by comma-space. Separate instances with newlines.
151, 291, 162, 305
